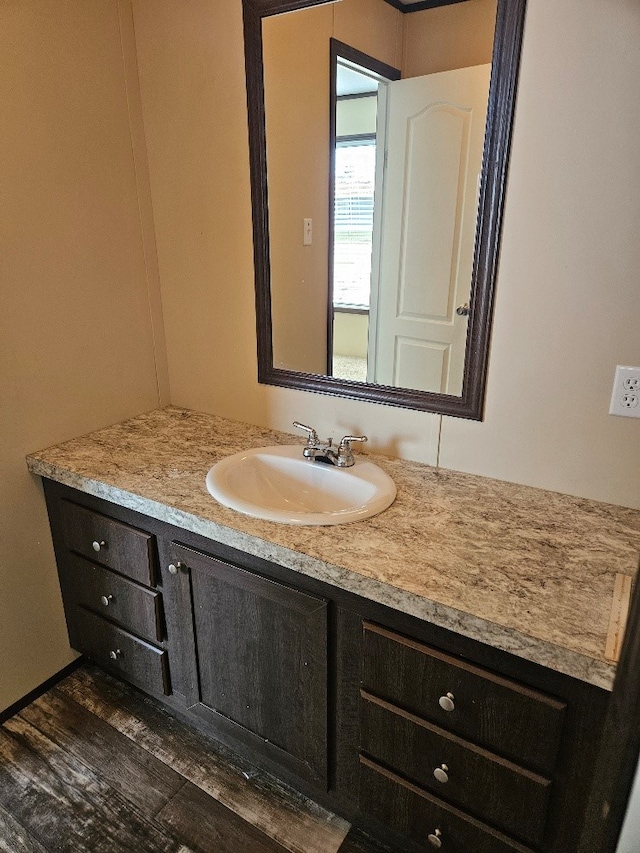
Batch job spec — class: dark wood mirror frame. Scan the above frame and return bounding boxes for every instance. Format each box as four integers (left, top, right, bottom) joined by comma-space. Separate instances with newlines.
243, 0, 527, 419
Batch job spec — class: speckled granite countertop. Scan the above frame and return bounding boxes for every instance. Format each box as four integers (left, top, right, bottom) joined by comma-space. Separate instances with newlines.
27, 407, 640, 690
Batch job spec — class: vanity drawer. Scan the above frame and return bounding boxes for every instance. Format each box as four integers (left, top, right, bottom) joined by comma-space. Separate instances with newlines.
61, 500, 156, 586
361, 691, 551, 845
362, 622, 565, 775
360, 755, 534, 853
66, 554, 164, 642
70, 607, 169, 696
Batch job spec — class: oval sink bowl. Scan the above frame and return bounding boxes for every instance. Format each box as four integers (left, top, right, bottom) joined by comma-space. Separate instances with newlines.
206, 445, 396, 525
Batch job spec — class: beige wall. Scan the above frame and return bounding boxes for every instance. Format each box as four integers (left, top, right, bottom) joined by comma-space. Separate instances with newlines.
133, 0, 639, 508
264, 5, 333, 373
336, 96, 377, 136
402, 0, 497, 78
438, 0, 640, 509
334, 311, 368, 359
0, 0, 167, 712
334, 0, 402, 69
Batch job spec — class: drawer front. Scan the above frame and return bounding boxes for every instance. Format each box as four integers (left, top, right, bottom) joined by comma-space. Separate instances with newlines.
67, 554, 164, 642
363, 622, 565, 775
361, 691, 551, 845
360, 755, 534, 853
70, 607, 169, 696
61, 500, 155, 586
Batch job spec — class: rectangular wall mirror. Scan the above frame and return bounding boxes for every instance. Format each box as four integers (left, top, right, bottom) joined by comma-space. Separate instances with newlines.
243, 0, 526, 419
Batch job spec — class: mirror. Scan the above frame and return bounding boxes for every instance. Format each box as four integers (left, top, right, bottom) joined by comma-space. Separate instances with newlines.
243, 0, 526, 419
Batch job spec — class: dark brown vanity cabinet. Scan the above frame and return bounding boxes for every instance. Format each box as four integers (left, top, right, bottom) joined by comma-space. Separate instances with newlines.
42, 481, 608, 853
167, 544, 328, 787
352, 621, 608, 853
54, 498, 170, 696
358, 623, 559, 851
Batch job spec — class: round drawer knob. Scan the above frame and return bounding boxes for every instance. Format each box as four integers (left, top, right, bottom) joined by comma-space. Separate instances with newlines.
109, 649, 122, 660
168, 562, 184, 575
92, 540, 106, 552
433, 764, 449, 784
428, 829, 443, 848
439, 692, 455, 712
100, 594, 113, 607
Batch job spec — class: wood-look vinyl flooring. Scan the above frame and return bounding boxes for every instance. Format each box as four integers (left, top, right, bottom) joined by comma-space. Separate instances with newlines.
0, 665, 393, 853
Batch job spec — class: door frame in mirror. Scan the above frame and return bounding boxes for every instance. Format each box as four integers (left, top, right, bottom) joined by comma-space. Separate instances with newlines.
243, 0, 527, 419
327, 39, 401, 378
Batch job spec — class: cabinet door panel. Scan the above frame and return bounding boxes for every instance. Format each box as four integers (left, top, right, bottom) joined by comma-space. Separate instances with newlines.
173, 544, 328, 786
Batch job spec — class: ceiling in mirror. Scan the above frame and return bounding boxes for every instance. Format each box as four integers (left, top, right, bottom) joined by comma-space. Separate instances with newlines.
243, 0, 526, 418
383, 0, 470, 9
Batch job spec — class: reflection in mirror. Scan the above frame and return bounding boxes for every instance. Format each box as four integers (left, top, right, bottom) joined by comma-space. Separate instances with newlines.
328, 40, 490, 397
244, 0, 526, 418
329, 42, 400, 386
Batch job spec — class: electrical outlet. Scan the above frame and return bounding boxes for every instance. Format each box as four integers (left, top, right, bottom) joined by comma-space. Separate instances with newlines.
609, 366, 640, 418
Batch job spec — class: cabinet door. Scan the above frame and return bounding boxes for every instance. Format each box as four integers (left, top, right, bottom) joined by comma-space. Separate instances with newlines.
172, 544, 328, 787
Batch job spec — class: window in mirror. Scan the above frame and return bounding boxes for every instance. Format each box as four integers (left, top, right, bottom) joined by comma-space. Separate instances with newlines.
332, 137, 375, 383
333, 137, 376, 312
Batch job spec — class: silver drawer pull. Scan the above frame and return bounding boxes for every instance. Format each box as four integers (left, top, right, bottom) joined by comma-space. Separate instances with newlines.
433, 764, 449, 784
100, 594, 113, 607
428, 829, 443, 848
109, 649, 122, 660
168, 562, 184, 575
92, 540, 106, 552
438, 692, 455, 712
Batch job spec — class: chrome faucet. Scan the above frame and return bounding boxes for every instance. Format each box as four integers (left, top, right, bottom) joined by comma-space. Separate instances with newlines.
293, 422, 367, 468
293, 422, 332, 460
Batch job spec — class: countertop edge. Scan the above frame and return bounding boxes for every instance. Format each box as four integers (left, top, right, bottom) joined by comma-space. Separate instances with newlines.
27, 454, 617, 691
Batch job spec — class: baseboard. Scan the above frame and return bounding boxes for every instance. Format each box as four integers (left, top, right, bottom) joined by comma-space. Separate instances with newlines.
0, 657, 85, 725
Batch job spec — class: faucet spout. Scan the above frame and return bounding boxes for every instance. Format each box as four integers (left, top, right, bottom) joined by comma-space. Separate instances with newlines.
293, 423, 367, 467
293, 422, 333, 462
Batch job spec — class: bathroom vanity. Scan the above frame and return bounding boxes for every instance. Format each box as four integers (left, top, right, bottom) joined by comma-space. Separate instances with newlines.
27, 408, 640, 853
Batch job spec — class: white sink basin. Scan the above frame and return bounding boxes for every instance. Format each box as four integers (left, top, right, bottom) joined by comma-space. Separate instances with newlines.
206, 445, 396, 525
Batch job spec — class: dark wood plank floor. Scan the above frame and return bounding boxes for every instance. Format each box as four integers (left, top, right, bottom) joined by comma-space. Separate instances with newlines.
0, 665, 393, 853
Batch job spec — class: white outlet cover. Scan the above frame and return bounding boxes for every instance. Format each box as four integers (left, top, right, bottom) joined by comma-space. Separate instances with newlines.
609, 365, 640, 418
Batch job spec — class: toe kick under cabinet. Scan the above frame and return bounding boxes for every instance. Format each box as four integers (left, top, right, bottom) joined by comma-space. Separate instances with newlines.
42, 480, 608, 853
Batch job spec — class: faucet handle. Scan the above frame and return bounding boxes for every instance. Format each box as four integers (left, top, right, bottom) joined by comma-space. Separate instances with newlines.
293, 422, 319, 445
340, 435, 368, 444
337, 435, 368, 467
